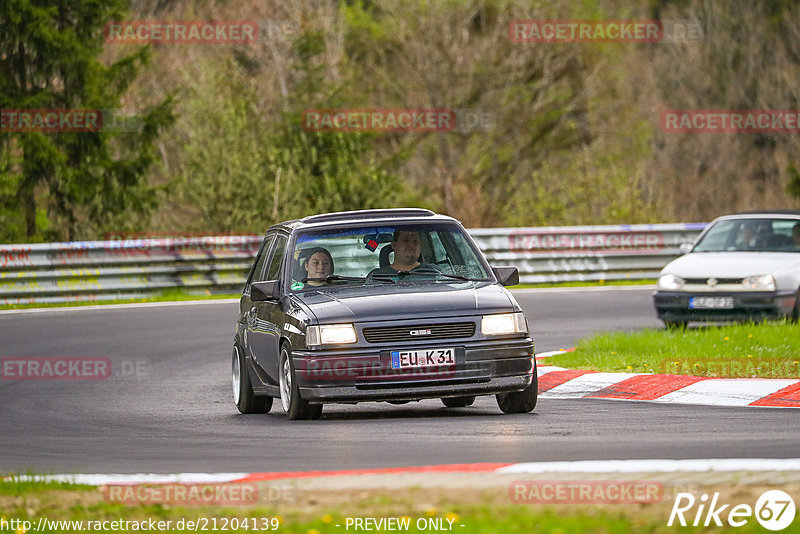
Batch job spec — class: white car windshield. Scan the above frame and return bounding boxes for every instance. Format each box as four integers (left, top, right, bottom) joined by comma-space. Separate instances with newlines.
693, 218, 800, 253
289, 223, 491, 290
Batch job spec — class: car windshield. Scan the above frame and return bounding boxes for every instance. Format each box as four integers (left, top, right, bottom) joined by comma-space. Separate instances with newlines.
693, 218, 800, 252
289, 223, 491, 291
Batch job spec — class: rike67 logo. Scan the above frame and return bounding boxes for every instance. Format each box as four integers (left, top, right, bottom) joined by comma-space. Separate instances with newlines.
668, 490, 796, 531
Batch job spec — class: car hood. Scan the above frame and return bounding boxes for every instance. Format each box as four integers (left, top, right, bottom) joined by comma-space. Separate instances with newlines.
297, 282, 516, 324
662, 252, 800, 278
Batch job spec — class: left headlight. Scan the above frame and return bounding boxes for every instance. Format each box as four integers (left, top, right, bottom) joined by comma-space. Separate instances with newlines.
481, 312, 528, 336
306, 324, 358, 346
742, 274, 776, 291
657, 273, 685, 290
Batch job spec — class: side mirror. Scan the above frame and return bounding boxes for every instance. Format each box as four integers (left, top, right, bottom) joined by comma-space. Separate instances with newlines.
491, 266, 519, 287
678, 243, 693, 255
251, 280, 281, 301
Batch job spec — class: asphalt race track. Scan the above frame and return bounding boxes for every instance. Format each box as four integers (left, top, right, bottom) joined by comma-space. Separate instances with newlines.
1, 287, 797, 474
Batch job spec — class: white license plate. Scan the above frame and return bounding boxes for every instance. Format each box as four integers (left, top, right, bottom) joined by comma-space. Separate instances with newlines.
689, 297, 734, 309
391, 348, 455, 369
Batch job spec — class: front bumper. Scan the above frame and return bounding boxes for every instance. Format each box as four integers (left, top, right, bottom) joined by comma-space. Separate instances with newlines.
292, 338, 534, 403
653, 290, 797, 323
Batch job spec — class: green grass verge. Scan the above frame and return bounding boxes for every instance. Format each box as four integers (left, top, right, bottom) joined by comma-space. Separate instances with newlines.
548, 321, 800, 378
0, 289, 240, 311
511, 279, 656, 289
2, 479, 787, 534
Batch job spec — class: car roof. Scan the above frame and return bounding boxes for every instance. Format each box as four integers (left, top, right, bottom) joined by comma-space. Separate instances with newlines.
714, 210, 800, 222
263, 208, 460, 235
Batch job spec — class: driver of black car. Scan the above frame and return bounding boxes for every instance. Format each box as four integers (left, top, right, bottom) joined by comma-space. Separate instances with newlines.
368, 229, 440, 277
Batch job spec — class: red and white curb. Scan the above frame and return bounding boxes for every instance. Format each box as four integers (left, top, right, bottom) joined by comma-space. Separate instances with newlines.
8, 459, 800, 486
535, 350, 800, 408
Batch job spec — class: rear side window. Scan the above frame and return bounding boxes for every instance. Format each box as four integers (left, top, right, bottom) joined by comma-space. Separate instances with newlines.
245, 235, 274, 293
265, 234, 288, 281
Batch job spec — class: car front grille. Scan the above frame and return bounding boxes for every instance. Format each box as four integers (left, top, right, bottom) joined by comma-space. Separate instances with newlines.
684, 278, 743, 285
362, 322, 476, 343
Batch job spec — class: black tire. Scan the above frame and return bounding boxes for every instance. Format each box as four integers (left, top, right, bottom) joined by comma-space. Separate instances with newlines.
664, 320, 688, 330
792, 290, 800, 322
441, 396, 476, 408
232, 345, 272, 414
496, 371, 538, 414
279, 344, 322, 420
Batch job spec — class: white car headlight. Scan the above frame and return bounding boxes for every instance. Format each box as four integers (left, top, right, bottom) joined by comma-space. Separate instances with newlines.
481, 312, 528, 336
306, 324, 357, 346
658, 274, 685, 290
742, 274, 776, 291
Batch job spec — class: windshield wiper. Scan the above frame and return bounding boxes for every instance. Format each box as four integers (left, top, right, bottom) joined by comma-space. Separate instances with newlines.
366, 273, 397, 284
395, 268, 474, 281
301, 275, 366, 284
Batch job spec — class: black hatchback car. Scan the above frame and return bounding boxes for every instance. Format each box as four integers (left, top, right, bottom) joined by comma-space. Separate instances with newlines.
232, 208, 536, 420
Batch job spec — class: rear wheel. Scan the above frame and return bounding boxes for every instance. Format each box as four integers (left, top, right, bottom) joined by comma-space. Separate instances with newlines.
232, 345, 272, 414
496, 372, 538, 414
441, 396, 475, 408
792, 290, 800, 322
279, 344, 322, 420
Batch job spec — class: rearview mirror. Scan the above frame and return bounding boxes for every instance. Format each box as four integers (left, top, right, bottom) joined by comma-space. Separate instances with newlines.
491, 266, 519, 287
251, 280, 281, 301
678, 243, 693, 255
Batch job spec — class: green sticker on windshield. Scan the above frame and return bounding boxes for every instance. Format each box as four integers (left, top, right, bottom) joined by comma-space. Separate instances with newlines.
291, 282, 304, 290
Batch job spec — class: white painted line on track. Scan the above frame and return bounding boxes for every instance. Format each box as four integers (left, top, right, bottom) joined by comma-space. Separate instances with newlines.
495, 458, 800, 474
10, 473, 249, 485
0, 299, 240, 315
11, 459, 800, 486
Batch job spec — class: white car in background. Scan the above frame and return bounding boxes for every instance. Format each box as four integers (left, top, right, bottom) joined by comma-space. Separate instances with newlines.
653, 211, 800, 328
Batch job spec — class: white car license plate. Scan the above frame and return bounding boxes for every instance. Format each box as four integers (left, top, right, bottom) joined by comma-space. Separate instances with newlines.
391, 348, 455, 369
689, 297, 734, 309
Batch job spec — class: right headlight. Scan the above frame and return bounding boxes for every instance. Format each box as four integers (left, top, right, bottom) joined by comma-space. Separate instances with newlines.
658, 274, 685, 290
742, 274, 776, 291
481, 312, 528, 336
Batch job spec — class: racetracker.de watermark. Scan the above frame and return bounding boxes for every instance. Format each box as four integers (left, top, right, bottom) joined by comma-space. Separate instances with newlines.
509, 480, 664, 504
299, 354, 457, 382
0, 357, 148, 380
1, 109, 144, 132
101, 483, 266, 506
510, 19, 702, 43
104, 20, 258, 44
301, 108, 495, 133
661, 110, 800, 133
661, 358, 800, 378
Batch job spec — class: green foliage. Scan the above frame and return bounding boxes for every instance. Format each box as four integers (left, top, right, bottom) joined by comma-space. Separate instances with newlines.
788, 165, 800, 201
0, 0, 174, 242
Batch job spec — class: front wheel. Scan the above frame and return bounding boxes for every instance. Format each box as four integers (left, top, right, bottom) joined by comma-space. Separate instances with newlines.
496, 372, 538, 414
279, 344, 322, 420
233, 345, 272, 414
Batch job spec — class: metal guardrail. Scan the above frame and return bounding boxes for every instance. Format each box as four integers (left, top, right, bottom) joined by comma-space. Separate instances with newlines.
0, 224, 706, 305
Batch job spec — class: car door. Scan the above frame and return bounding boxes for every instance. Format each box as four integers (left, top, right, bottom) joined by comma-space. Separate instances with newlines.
249, 232, 289, 383
241, 233, 274, 360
